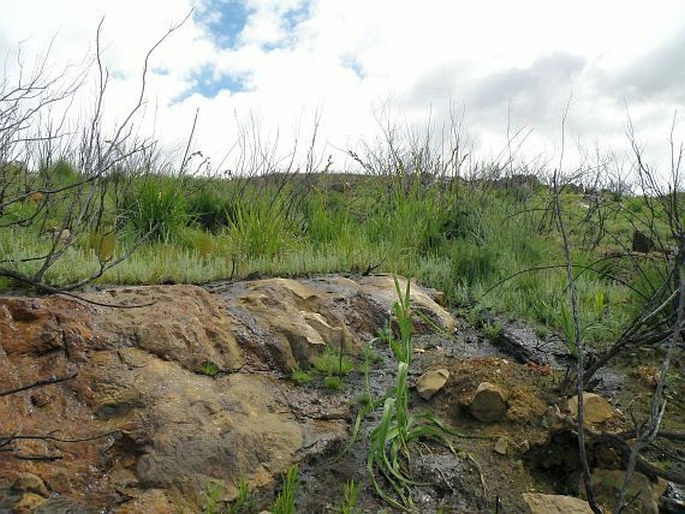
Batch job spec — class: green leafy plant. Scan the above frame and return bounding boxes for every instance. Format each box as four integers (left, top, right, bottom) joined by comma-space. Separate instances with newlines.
228, 477, 256, 514
290, 366, 314, 385
323, 375, 343, 390
312, 346, 354, 376
120, 176, 189, 242
199, 360, 220, 377
203, 481, 224, 514
482, 321, 502, 340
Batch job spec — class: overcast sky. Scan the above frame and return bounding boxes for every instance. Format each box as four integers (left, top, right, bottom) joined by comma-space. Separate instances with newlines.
1, 0, 684, 176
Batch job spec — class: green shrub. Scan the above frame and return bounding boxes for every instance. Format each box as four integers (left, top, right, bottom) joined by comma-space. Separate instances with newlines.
119, 176, 189, 242
187, 187, 231, 232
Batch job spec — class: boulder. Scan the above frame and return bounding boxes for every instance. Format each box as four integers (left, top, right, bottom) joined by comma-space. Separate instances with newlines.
416, 368, 450, 400
12, 493, 47, 514
11, 473, 50, 497
470, 382, 507, 422
567, 392, 618, 427
0, 275, 455, 512
588, 469, 666, 514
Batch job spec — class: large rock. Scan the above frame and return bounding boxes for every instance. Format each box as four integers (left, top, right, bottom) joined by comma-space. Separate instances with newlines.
567, 392, 619, 427
470, 382, 508, 422
588, 469, 667, 514
522, 493, 594, 513
0, 275, 455, 512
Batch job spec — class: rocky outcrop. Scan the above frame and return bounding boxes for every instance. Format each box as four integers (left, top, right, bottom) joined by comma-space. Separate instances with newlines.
0, 275, 454, 513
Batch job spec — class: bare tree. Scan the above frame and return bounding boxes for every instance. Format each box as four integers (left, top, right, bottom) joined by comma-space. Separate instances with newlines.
0, 15, 190, 292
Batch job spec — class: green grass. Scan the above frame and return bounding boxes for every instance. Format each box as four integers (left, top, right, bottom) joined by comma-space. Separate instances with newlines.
272, 464, 299, 514
0, 159, 671, 354
312, 346, 354, 376
290, 346, 354, 390
337, 480, 361, 514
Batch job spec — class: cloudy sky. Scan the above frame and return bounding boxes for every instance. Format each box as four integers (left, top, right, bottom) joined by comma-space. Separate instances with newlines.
1, 0, 684, 175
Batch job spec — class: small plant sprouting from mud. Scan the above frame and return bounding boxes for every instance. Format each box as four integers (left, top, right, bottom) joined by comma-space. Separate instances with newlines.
200, 360, 220, 377
290, 346, 354, 389
366, 276, 462, 511
482, 320, 502, 340
337, 479, 361, 514
290, 366, 314, 385
203, 477, 255, 514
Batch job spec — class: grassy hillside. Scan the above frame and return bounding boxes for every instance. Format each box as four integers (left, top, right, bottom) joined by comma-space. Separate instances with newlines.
0, 158, 674, 352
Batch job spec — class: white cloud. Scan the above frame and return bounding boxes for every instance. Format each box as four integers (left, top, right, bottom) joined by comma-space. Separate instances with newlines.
1, 0, 684, 176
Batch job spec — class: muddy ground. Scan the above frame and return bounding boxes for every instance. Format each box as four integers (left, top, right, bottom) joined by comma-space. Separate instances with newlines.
220, 312, 685, 513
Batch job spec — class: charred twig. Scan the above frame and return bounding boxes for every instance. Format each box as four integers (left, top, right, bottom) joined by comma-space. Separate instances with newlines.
0, 372, 77, 397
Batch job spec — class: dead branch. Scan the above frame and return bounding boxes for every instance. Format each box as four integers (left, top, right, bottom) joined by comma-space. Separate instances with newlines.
0, 372, 77, 397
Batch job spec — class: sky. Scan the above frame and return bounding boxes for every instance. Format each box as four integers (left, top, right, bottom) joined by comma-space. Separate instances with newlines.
1, 0, 684, 178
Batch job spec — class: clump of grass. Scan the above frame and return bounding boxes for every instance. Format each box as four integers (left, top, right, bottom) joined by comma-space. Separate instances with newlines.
203, 481, 223, 514
482, 321, 502, 340
323, 375, 342, 390
290, 366, 314, 385
120, 176, 189, 242
271, 464, 299, 514
228, 477, 255, 514
290, 346, 354, 390
337, 480, 361, 514
312, 346, 354, 376
203, 477, 255, 514
230, 197, 299, 259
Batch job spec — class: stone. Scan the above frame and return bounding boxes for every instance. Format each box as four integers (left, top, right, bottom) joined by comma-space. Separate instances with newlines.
567, 392, 618, 427
416, 368, 450, 400
470, 382, 507, 422
11, 473, 50, 497
494, 436, 509, 455
12, 492, 47, 514
588, 469, 666, 514
522, 493, 594, 513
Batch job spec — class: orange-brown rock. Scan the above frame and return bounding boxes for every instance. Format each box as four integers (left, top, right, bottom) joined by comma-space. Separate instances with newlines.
0, 276, 455, 512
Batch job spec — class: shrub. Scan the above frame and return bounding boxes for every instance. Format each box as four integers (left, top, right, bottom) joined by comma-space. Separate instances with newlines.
119, 176, 189, 242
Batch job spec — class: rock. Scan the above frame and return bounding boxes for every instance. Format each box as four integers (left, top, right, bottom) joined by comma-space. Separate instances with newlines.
522, 493, 594, 513
469, 382, 507, 422
416, 368, 450, 400
11, 473, 50, 497
112, 488, 179, 514
494, 436, 509, 455
567, 392, 618, 427
12, 492, 47, 513
0, 275, 454, 513
588, 469, 666, 514
661, 482, 685, 513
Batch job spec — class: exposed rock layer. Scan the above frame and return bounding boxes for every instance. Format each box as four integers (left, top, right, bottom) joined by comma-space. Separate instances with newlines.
0, 275, 453, 512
